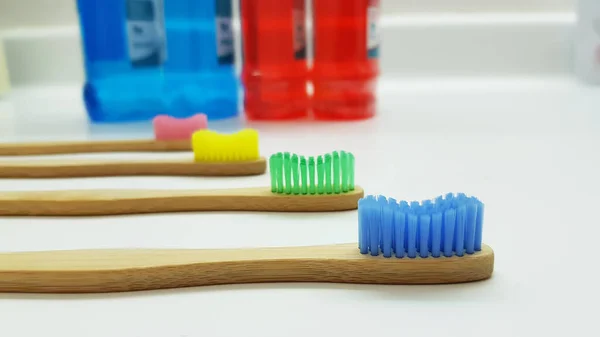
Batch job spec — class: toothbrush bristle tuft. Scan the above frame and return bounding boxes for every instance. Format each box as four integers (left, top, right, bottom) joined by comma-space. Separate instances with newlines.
269, 151, 355, 195
358, 193, 485, 258
192, 129, 260, 162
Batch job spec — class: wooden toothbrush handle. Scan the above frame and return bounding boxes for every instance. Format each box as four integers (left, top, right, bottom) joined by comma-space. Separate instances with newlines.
0, 158, 267, 178
0, 139, 191, 156
0, 244, 494, 293
0, 186, 364, 216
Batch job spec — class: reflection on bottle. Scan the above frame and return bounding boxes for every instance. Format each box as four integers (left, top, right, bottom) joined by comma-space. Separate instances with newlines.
216, 0, 235, 65
126, 0, 167, 67
293, 0, 307, 60
367, 0, 380, 59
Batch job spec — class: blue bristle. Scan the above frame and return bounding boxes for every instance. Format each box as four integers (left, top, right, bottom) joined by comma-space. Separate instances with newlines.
413, 213, 421, 252
378, 197, 387, 252
369, 198, 380, 256
419, 214, 431, 258
440, 206, 446, 249
407, 214, 418, 258
357, 193, 485, 259
388, 199, 398, 251
431, 212, 442, 257
358, 198, 369, 254
394, 209, 406, 258
443, 209, 456, 257
381, 201, 394, 258
455, 205, 466, 257
475, 200, 484, 251
423, 200, 433, 250
465, 201, 478, 254
427, 224, 433, 252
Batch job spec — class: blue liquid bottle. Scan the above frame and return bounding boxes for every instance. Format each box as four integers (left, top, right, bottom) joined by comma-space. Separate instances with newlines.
76, 0, 239, 122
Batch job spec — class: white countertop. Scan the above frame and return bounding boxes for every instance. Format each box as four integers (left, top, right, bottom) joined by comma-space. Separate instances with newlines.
0, 77, 597, 336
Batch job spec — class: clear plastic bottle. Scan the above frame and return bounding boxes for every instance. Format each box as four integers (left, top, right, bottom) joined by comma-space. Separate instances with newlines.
76, 0, 239, 122
575, 0, 600, 84
0, 40, 9, 96
311, 0, 380, 120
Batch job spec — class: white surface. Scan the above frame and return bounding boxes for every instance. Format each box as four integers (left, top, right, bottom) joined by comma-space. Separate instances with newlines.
0, 77, 597, 336
0, 13, 577, 86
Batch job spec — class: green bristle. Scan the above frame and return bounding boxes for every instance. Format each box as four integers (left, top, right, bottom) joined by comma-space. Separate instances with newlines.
270, 151, 355, 195
292, 155, 300, 195
317, 156, 324, 194
309, 157, 316, 195
324, 154, 332, 194
269, 155, 278, 192
349, 153, 355, 191
276, 153, 284, 193
284, 152, 292, 194
300, 156, 308, 195
340, 151, 348, 192
333, 151, 340, 194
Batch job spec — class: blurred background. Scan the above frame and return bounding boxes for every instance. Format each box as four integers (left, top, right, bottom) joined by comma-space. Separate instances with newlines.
0, 1, 591, 133
0, 1, 578, 85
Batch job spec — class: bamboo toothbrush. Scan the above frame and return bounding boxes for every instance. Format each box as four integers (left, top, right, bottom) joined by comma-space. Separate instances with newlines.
0, 114, 207, 156
0, 128, 267, 178
0, 151, 363, 216
0, 193, 494, 294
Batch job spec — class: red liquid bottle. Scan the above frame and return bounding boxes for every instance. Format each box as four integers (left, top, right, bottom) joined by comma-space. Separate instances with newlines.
312, 0, 380, 120
241, 0, 310, 120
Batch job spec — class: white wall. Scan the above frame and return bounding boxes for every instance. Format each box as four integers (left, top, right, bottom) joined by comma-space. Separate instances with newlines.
0, 0, 77, 30
0, 0, 575, 30
384, 0, 574, 13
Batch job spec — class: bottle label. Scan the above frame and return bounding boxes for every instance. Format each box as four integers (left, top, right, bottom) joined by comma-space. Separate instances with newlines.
293, 0, 307, 60
216, 0, 235, 65
367, 0, 380, 58
125, 0, 167, 67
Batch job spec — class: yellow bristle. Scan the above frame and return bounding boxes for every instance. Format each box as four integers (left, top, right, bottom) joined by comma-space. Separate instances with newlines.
192, 129, 260, 162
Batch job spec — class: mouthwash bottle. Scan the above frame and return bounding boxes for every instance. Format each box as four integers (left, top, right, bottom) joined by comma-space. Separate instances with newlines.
76, 0, 239, 122
240, 0, 310, 120
312, 0, 380, 120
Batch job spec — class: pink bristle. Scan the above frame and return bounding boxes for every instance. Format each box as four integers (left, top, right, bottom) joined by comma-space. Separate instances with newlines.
153, 114, 208, 141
